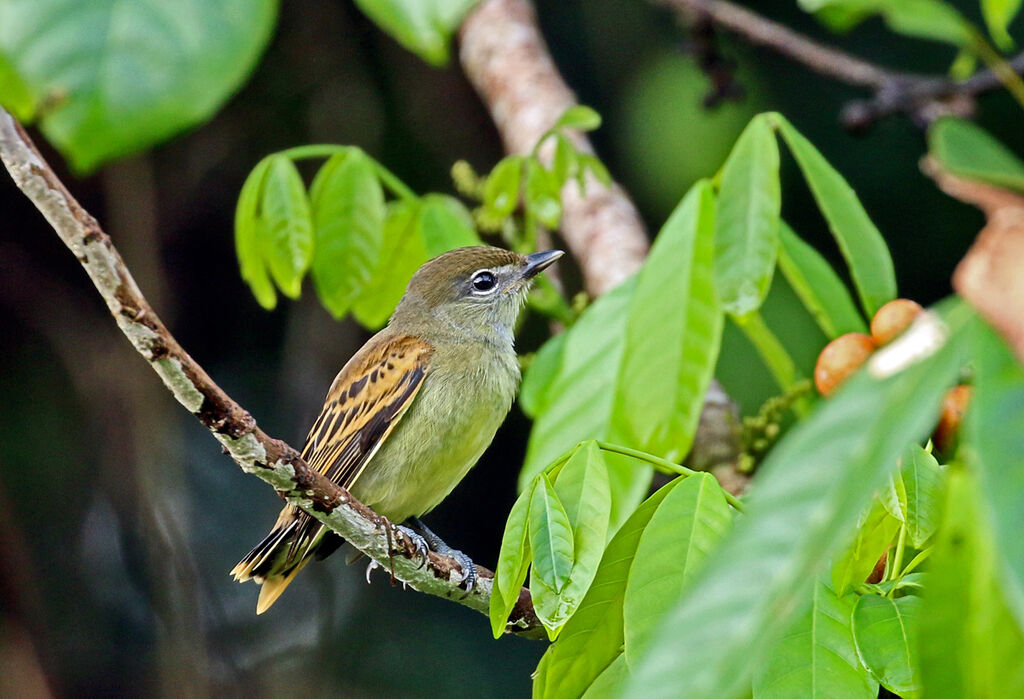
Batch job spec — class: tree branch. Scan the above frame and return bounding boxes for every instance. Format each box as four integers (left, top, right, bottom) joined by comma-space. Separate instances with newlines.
459, 0, 745, 490
0, 107, 543, 639
654, 0, 1024, 130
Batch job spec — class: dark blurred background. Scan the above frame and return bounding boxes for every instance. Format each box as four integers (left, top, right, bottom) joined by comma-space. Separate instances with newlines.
1, 0, 1019, 696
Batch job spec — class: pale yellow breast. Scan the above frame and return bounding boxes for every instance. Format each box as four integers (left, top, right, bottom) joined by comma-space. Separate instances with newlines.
350, 343, 519, 522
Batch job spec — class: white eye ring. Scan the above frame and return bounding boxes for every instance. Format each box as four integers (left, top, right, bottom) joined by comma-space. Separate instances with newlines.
471, 269, 497, 294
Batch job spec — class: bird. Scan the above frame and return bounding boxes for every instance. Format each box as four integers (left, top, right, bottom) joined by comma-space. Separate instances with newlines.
231, 245, 564, 613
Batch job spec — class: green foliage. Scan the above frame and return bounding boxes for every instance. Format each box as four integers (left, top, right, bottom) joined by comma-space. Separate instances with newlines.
612, 181, 724, 461
831, 496, 902, 596
353, 0, 476, 67
0, 0, 277, 172
621, 304, 968, 697
852, 594, 923, 696
798, 0, 971, 47
776, 222, 867, 338
0, 51, 35, 121
234, 144, 480, 321
920, 468, 1024, 696
900, 444, 942, 547
713, 114, 781, 317
771, 113, 897, 317
753, 578, 877, 698
928, 117, 1024, 192
981, 0, 1023, 49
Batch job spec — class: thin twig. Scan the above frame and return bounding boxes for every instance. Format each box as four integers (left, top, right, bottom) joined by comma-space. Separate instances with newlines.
0, 107, 544, 639
655, 0, 1024, 130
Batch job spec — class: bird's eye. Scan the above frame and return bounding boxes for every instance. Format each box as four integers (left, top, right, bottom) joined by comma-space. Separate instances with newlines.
472, 270, 496, 292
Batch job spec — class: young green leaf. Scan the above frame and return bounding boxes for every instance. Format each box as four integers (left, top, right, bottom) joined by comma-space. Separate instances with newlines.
552, 134, 575, 186
919, 468, 1024, 697
753, 578, 877, 699
489, 478, 536, 638
580, 654, 628, 699
417, 194, 481, 256
0, 0, 276, 172
352, 0, 476, 66
831, 496, 902, 596
235, 157, 276, 309
928, 117, 1024, 193
533, 480, 681, 699
259, 155, 314, 299
578, 153, 612, 187
621, 302, 968, 698
799, 0, 971, 46
713, 114, 781, 317
981, 0, 1023, 49
900, 443, 942, 547
521, 278, 654, 532
482, 156, 523, 218
554, 105, 602, 132
623, 473, 732, 667
519, 331, 568, 419
541, 441, 613, 631
852, 594, 923, 697
351, 200, 428, 329
966, 318, 1024, 630
0, 51, 35, 121
777, 222, 867, 338
613, 180, 724, 461
310, 149, 385, 318
772, 113, 897, 318
525, 160, 563, 229
529, 473, 575, 598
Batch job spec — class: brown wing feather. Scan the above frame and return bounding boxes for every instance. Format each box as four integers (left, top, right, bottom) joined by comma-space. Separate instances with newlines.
284, 334, 433, 557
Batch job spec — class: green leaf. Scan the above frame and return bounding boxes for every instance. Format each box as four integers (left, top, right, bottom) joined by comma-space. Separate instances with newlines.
554, 105, 602, 132
533, 481, 681, 699
777, 222, 867, 338
713, 115, 781, 316
919, 468, 1024, 697
852, 594, 923, 697
0, 51, 35, 121
522, 278, 653, 532
966, 319, 1024, 630
353, 0, 476, 66
519, 332, 568, 418
831, 496, 902, 596
624, 473, 732, 667
621, 303, 967, 698
529, 474, 575, 599
900, 443, 942, 547
613, 180, 724, 461
483, 156, 523, 218
489, 479, 535, 638
259, 155, 314, 299
235, 158, 276, 309
310, 150, 386, 319
542, 441, 613, 631
351, 200, 428, 329
981, 0, 1023, 48
578, 153, 612, 188
525, 160, 563, 229
417, 194, 481, 256
928, 117, 1024, 193
799, 0, 971, 46
753, 578, 877, 699
580, 654, 628, 699
0, 0, 276, 172
552, 134, 575, 186
772, 113, 897, 318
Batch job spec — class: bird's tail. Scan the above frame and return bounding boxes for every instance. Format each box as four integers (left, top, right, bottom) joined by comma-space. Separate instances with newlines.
231, 505, 329, 614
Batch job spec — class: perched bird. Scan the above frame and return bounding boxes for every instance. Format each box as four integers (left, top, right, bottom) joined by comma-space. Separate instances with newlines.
232, 245, 564, 613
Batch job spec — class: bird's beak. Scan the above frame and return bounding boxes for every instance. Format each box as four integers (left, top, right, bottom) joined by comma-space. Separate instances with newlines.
522, 250, 565, 278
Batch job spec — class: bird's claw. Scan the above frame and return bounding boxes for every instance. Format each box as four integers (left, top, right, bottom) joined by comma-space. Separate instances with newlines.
365, 559, 380, 584
395, 525, 430, 569
448, 549, 477, 597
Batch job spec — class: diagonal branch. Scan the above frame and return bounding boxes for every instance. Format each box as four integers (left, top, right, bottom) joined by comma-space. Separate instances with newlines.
654, 0, 1024, 130
0, 107, 543, 639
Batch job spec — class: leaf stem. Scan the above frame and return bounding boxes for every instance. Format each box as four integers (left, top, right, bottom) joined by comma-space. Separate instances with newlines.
886, 522, 908, 595
595, 441, 745, 512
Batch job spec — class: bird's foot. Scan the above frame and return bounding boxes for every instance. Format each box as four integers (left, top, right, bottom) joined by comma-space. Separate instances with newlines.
402, 517, 477, 596
395, 525, 430, 570
364, 559, 380, 584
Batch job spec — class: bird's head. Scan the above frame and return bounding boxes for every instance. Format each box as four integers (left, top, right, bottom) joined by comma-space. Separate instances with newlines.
392, 246, 564, 344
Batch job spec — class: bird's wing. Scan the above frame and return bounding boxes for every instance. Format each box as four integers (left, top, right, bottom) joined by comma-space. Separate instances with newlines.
302, 333, 434, 492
